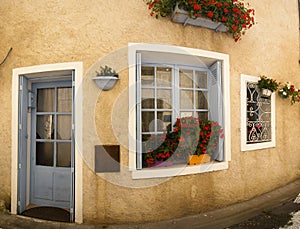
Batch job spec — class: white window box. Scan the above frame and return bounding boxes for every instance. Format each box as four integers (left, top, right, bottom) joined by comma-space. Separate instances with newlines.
171, 4, 227, 32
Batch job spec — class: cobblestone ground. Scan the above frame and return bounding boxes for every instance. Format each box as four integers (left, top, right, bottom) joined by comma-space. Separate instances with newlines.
228, 194, 300, 229
280, 194, 300, 229
280, 210, 300, 229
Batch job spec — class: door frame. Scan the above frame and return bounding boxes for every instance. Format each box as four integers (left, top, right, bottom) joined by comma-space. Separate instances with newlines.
11, 62, 83, 223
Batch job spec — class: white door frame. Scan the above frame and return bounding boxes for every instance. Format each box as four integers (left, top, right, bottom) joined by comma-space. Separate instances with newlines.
11, 62, 83, 223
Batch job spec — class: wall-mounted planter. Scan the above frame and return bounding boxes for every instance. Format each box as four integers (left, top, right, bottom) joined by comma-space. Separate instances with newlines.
260, 88, 272, 99
171, 4, 227, 32
93, 76, 119, 91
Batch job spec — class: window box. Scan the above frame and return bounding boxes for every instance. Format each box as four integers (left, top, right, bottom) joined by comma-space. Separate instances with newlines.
171, 3, 227, 32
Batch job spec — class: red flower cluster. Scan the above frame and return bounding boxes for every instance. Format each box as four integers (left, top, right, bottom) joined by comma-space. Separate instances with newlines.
278, 82, 300, 105
146, 0, 255, 42
143, 116, 223, 167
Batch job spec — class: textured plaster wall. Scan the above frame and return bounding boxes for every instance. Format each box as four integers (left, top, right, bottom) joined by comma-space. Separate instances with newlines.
0, 0, 299, 224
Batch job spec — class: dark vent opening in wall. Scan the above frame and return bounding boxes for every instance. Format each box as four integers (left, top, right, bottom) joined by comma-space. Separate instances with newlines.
95, 145, 120, 173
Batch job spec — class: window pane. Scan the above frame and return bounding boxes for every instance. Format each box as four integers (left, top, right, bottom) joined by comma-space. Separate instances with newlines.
195, 71, 207, 89
197, 111, 208, 121
142, 111, 155, 132
36, 115, 54, 139
142, 89, 155, 109
36, 142, 54, 166
157, 111, 172, 132
57, 115, 72, 140
180, 90, 193, 109
37, 88, 54, 112
157, 89, 172, 109
57, 87, 72, 112
180, 69, 193, 88
195, 91, 208, 109
57, 142, 71, 167
141, 66, 154, 86
157, 67, 172, 87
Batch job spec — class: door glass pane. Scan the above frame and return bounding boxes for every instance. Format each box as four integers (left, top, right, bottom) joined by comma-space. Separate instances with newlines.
37, 88, 54, 112
57, 142, 71, 167
195, 91, 208, 109
36, 142, 54, 166
57, 115, 72, 140
195, 71, 207, 89
142, 111, 155, 132
157, 67, 172, 87
57, 87, 72, 112
142, 89, 154, 109
180, 69, 193, 88
180, 90, 193, 109
157, 89, 172, 109
36, 115, 54, 139
141, 66, 154, 86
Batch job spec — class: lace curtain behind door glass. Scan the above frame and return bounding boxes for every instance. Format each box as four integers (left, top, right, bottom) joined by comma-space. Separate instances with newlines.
247, 82, 272, 144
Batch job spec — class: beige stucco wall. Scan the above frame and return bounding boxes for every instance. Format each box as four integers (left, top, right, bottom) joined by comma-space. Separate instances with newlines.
0, 0, 299, 223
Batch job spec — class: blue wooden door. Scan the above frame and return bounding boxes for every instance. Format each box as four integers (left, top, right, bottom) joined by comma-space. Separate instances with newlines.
30, 81, 73, 209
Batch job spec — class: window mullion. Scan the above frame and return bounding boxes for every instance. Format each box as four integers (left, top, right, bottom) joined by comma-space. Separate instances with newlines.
173, 66, 180, 122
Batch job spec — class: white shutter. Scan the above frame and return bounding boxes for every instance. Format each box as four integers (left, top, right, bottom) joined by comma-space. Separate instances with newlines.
208, 61, 224, 161
136, 53, 142, 170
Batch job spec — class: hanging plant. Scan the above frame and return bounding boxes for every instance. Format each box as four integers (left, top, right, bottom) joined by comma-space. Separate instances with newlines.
278, 82, 300, 105
146, 0, 255, 42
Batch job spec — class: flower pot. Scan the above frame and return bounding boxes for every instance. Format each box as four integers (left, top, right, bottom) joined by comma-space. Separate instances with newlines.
278, 89, 289, 99
171, 4, 227, 32
93, 76, 119, 91
188, 154, 211, 165
260, 88, 272, 98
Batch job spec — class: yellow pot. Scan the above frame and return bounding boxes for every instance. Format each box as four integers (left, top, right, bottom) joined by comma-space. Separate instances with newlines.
188, 154, 211, 165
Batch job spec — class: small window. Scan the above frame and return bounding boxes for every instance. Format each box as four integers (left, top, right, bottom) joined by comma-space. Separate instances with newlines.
241, 74, 276, 151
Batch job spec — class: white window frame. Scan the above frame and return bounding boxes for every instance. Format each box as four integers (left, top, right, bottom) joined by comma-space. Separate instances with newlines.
128, 43, 231, 179
240, 74, 276, 151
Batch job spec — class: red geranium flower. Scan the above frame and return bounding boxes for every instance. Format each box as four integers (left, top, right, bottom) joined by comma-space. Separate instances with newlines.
207, 11, 213, 18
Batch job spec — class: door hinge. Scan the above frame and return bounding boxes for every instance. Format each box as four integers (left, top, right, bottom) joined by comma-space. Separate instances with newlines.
19, 84, 23, 91
17, 201, 21, 206
72, 81, 75, 87
18, 163, 21, 169
70, 208, 74, 214
19, 124, 22, 130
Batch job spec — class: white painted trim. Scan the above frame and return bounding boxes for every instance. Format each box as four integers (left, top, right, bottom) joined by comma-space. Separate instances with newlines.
132, 162, 228, 179
128, 43, 231, 178
11, 62, 83, 223
240, 74, 276, 151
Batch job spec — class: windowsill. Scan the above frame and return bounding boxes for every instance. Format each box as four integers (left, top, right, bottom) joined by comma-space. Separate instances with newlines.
132, 161, 228, 179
